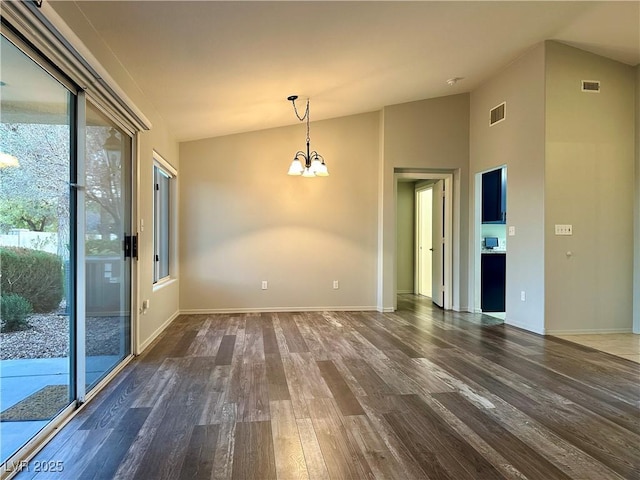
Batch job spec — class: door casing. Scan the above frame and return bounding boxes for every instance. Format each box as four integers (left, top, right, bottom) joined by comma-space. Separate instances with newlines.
395, 171, 453, 310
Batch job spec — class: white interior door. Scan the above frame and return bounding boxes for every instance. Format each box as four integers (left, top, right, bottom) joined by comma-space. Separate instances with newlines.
431, 180, 445, 307
416, 187, 433, 296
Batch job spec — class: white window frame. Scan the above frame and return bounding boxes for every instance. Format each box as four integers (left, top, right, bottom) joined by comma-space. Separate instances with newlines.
153, 151, 176, 285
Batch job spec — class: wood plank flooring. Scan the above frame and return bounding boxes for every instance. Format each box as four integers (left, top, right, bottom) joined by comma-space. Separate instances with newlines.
13, 295, 640, 479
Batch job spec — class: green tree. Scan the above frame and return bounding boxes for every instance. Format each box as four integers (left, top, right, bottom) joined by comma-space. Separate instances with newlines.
85, 126, 124, 239
0, 122, 125, 255
0, 198, 57, 232
0, 122, 69, 238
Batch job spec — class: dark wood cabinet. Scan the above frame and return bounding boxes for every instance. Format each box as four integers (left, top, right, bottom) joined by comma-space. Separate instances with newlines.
482, 169, 506, 224
481, 253, 506, 312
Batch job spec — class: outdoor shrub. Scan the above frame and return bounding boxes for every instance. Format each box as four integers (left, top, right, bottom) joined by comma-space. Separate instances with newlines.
0, 293, 32, 332
0, 247, 63, 313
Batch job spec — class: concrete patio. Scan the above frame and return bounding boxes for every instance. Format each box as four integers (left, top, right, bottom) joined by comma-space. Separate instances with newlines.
0, 355, 120, 461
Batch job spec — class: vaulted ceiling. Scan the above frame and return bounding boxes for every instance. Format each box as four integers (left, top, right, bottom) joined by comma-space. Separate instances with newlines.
53, 1, 640, 142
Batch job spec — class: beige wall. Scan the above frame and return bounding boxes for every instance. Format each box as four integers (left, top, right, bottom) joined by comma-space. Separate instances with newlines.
179, 112, 379, 311
545, 42, 635, 333
396, 182, 415, 293
381, 94, 470, 311
470, 44, 546, 332
51, 2, 181, 352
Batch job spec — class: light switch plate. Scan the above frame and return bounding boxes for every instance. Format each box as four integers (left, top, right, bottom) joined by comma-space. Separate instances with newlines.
555, 224, 573, 235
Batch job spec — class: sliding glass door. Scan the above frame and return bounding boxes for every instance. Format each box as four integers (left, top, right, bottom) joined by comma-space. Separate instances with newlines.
0, 32, 134, 466
84, 104, 132, 392
0, 34, 74, 463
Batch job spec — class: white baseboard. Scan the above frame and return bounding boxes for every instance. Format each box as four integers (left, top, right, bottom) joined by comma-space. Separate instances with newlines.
453, 304, 471, 312
378, 307, 395, 313
179, 306, 378, 315
546, 327, 634, 336
505, 319, 546, 335
136, 310, 180, 354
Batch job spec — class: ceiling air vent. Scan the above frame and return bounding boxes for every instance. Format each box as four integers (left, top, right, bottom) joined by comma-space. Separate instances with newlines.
582, 80, 600, 93
490, 102, 506, 126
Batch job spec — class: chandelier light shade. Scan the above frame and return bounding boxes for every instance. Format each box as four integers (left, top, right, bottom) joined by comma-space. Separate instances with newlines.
286, 95, 328, 177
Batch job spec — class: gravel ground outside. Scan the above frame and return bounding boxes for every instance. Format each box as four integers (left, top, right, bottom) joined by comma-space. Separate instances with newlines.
1, 313, 124, 360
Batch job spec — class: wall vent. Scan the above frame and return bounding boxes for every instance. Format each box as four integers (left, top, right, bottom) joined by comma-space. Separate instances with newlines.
581, 80, 600, 93
489, 102, 506, 126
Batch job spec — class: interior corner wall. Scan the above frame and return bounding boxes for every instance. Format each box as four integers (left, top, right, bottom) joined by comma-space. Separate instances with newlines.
51, 2, 181, 352
545, 41, 635, 334
396, 182, 415, 293
381, 94, 470, 312
178, 112, 380, 312
470, 43, 546, 334
633, 64, 640, 334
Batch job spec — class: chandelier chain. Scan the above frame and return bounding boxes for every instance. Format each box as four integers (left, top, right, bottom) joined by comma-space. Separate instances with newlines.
306, 103, 310, 144
291, 98, 311, 144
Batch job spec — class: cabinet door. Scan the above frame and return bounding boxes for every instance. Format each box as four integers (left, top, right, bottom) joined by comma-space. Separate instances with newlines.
481, 254, 506, 312
482, 168, 506, 223
482, 169, 502, 223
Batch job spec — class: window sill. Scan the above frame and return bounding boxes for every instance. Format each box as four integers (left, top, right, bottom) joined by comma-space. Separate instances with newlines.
153, 277, 177, 292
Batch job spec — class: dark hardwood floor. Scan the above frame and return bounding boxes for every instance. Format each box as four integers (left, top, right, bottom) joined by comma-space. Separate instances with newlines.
13, 295, 640, 479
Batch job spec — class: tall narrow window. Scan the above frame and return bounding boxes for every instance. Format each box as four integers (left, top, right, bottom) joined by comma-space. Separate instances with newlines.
153, 154, 174, 283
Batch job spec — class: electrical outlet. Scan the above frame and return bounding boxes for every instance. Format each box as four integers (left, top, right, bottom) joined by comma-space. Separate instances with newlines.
333, 280, 339, 289
555, 224, 573, 235
508, 226, 515, 236
261, 281, 268, 290
520, 291, 526, 302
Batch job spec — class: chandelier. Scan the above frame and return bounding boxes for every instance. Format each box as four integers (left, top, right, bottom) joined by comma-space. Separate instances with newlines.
286, 95, 328, 177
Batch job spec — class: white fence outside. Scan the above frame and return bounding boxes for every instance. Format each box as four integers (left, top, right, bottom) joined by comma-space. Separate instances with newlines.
0, 229, 58, 254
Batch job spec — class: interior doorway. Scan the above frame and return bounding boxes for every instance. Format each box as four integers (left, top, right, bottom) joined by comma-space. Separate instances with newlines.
474, 166, 507, 317
395, 172, 453, 310
415, 184, 433, 297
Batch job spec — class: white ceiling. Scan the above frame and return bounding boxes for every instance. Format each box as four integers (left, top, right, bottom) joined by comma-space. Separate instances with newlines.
60, 1, 639, 142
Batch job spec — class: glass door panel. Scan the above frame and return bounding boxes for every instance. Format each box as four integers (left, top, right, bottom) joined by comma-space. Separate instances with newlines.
0, 35, 74, 462
84, 105, 132, 391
